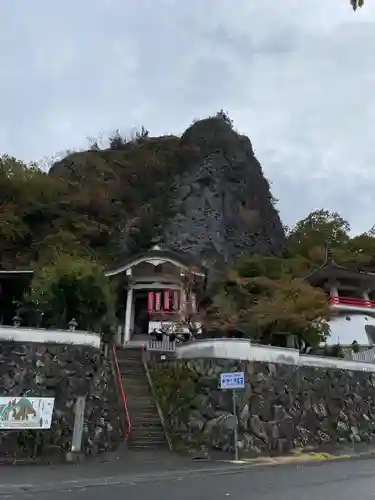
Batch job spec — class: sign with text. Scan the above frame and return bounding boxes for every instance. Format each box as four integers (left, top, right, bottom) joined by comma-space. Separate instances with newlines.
0, 397, 55, 429
220, 372, 245, 390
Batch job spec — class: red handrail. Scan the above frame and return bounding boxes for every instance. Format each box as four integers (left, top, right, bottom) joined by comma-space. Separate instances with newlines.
112, 346, 131, 442
329, 296, 375, 308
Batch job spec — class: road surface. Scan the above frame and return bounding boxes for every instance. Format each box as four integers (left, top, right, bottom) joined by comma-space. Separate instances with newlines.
1, 455, 375, 499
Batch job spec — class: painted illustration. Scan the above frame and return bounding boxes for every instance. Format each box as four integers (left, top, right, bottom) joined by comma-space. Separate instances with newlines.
0, 397, 55, 429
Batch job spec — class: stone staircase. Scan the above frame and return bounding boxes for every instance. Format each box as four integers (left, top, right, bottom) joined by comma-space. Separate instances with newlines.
115, 347, 168, 449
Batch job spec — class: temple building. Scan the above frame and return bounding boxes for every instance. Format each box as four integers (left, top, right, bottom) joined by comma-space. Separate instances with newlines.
105, 245, 206, 347
0, 245, 206, 349
305, 251, 375, 348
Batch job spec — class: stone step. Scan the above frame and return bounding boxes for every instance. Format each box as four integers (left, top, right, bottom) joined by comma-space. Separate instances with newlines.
120, 375, 147, 381
123, 387, 151, 392
131, 419, 163, 424
118, 366, 145, 372
129, 413, 158, 418
131, 420, 163, 426
130, 408, 159, 413
131, 429, 165, 436
121, 361, 143, 365
124, 382, 150, 386
120, 378, 149, 384
117, 356, 143, 362
128, 405, 157, 411
128, 404, 155, 410
131, 423, 163, 429
130, 443, 167, 449
124, 391, 153, 398
120, 372, 147, 378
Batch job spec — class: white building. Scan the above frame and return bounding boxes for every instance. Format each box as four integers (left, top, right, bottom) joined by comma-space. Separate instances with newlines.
306, 257, 375, 347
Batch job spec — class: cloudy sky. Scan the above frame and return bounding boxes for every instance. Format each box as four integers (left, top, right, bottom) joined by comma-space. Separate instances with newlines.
1, 0, 375, 233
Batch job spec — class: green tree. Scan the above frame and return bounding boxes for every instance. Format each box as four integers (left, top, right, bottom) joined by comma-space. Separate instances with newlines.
24, 255, 115, 334
286, 209, 350, 260
351, 0, 364, 10
205, 256, 330, 349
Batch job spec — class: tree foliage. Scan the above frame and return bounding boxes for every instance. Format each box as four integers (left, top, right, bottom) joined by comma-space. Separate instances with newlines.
0, 133, 196, 269
286, 209, 375, 270
23, 255, 115, 333
286, 209, 350, 260
205, 261, 330, 349
351, 0, 364, 10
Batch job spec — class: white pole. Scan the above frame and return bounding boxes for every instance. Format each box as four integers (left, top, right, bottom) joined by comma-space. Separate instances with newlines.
124, 287, 133, 345
232, 389, 239, 461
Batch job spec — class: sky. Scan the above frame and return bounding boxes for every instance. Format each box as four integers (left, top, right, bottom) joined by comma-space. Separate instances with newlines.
1, 0, 375, 234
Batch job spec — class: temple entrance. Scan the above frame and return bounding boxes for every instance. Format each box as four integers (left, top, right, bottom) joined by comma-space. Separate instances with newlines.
133, 291, 150, 337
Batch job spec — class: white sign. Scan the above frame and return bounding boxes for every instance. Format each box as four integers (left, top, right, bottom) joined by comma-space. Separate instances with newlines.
0, 397, 55, 429
220, 372, 245, 390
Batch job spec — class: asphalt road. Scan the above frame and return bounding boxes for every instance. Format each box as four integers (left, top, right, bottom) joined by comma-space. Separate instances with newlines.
2, 456, 375, 500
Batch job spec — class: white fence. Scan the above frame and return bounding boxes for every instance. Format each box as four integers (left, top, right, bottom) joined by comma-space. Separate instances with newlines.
148, 337, 176, 352
348, 348, 375, 364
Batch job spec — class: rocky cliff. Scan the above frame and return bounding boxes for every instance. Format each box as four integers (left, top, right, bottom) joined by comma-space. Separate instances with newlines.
164, 117, 284, 265
50, 114, 285, 266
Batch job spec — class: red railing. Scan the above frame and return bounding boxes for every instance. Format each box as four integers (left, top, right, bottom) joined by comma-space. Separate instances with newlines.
329, 296, 375, 309
111, 346, 131, 442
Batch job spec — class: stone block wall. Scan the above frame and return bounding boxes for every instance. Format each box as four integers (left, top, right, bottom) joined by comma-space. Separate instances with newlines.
0, 342, 123, 460
151, 358, 375, 456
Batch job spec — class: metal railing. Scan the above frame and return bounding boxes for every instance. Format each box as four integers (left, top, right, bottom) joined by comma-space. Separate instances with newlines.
111, 346, 131, 442
329, 296, 375, 309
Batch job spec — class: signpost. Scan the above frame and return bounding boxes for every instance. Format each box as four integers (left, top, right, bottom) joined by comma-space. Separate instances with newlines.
71, 396, 86, 453
219, 372, 245, 461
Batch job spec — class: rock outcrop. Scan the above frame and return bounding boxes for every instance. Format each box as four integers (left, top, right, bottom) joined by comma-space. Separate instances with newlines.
163, 117, 285, 265
50, 114, 285, 266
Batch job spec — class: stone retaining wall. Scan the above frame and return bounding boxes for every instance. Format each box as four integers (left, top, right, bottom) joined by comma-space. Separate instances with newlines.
151, 358, 375, 456
0, 342, 123, 460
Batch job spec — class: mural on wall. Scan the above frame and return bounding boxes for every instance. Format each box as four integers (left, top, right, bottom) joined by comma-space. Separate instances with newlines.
0, 397, 54, 429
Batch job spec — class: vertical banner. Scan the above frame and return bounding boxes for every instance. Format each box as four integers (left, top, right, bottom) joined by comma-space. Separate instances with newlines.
163, 290, 170, 311
191, 293, 197, 313
173, 291, 179, 311
155, 292, 161, 311
147, 292, 154, 313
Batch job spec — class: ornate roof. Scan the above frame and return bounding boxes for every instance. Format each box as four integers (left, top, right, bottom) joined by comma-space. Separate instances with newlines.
104, 245, 206, 277
304, 244, 375, 287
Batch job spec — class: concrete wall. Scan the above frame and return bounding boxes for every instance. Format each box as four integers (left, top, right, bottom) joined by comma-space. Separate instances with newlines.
151, 356, 375, 457
0, 325, 101, 348
175, 339, 375, 372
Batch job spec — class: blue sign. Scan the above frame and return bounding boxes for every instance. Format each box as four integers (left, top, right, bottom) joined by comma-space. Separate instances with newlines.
220, 372, 245, 390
